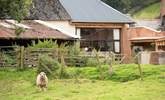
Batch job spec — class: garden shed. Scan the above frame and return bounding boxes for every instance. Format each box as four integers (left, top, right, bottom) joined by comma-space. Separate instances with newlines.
0, 20, 74, 46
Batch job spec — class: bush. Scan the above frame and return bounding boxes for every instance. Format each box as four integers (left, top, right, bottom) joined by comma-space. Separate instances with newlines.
0, 51, 17, 67
66, 56, 88, 67
68, 41, 80, 56
38, 54, 61, 78
29, 39, 58, 48
86, 58, 98, 67
38, 54, 70, 79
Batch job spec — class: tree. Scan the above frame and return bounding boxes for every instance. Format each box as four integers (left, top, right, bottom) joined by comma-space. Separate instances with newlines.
102, 0, 159, 14
0, 0, 32, 22
102, 0, 131, 13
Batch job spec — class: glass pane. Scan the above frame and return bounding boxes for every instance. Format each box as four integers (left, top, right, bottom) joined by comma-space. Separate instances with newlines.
114, 41, 120, 53
113, 29, 120, 40
107, 41, 114, 51
76, 28, 81, 36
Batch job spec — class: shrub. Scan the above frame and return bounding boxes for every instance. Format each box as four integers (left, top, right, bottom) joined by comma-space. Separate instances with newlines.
0, 51, 17, 67
29, 39, 58, 48
38, 54, 61, 78
86, 58, 98, 67
66, 56, 88, 67
67, 41, 83, 67
68, 41, 80, 56
38, 54, 70, 79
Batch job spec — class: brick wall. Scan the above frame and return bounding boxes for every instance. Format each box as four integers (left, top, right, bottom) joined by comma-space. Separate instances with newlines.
127, 27, 164, 40
121, 24, 132, 63
150, 52, 165, 65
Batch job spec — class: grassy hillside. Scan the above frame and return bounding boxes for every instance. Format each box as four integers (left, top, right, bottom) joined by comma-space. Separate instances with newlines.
133, 2, 160, 19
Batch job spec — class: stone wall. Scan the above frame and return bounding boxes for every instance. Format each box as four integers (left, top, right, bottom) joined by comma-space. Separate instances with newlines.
28, 0, 71, 20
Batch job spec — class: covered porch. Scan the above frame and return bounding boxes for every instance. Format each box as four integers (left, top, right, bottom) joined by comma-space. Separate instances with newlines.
80, 28, 121, 53
73, 22, 131, 63
130, 36, 165, 54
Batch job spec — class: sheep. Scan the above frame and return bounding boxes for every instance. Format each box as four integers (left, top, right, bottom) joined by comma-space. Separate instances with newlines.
36, 72, 48, 91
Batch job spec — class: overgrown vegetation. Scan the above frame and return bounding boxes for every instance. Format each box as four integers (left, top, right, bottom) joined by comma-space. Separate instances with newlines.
29, 40, 59, 49
15, 27, 26, 36
38, 54, 61, 78
102, 0, 159, 15
0, 52, 16, 66
133, 2, 160, 19
0, 0, 32, 40
32, 40, 70, 79
0, 0, 32, 22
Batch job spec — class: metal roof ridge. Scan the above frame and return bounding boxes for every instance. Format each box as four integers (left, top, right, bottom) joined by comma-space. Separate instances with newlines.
5, 20, 31, 29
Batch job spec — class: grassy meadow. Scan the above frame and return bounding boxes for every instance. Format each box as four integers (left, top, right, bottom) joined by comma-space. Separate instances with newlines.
0, 64, 165, 100
133, 2, 160, 19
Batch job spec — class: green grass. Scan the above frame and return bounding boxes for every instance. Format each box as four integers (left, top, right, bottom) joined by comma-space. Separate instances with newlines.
0, 64, 165, 100
133, 2, 160, 19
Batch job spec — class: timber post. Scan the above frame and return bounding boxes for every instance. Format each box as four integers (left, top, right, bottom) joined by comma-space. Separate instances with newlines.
94, 49, 104, 80
20, 46, 24, 69
137, 53, 143, 81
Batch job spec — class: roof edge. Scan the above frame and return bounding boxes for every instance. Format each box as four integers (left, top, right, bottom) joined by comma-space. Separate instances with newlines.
100, 1, 134, 23
130, 26, 161, 33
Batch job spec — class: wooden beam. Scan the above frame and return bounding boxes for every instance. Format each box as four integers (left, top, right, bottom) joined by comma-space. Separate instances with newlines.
156, 40, 165, 46
71, 22, 124, 28
155, 43, 158, 51
130, 40, 155, 43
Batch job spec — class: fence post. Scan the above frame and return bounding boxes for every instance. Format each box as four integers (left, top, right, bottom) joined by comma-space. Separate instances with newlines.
137, 53, 143, 81
20, 46, 24, 69
94, 49, 104, 80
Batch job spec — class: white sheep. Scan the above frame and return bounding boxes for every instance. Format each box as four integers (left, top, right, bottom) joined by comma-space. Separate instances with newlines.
36, 72, 48, 91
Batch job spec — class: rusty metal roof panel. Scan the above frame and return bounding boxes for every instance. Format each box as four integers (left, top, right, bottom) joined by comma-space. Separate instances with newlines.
0, 20, 73, 39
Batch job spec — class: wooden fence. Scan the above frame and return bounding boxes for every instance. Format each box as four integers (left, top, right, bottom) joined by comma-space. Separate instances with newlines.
0, 46, 126, 68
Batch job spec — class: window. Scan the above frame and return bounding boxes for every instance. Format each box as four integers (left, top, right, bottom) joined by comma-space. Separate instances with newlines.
113, 29, 120, 40
114, 41, 120, 53
80, 28, 121, 53
113, 29, 121, 53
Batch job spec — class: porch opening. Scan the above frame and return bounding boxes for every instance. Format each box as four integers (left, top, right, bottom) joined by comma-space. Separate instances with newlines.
80, 28, 121, 53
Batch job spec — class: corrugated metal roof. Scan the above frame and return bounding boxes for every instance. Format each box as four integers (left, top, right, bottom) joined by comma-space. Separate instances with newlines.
135, 20, 160, 30
59, 0, 133, 23
0, 20, 73, 39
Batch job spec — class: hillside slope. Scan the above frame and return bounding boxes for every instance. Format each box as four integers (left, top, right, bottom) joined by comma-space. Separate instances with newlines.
133, 2, 160, 19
